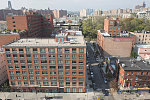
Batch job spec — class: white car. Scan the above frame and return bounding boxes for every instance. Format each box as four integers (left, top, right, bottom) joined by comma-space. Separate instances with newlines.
96, 58, 99, 61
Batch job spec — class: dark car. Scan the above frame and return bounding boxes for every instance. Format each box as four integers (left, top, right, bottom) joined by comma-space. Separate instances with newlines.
104, 90, 109, 96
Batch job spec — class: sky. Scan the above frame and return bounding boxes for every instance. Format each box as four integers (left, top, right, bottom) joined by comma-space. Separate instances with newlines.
0, 0, 150, 11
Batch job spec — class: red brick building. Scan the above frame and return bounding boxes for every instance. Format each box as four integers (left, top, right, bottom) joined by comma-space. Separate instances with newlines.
97, 30, 135, 57
104, 18, 121, 37
6, 12, 53, 38
118, 58, 150, 91
3, 31, 86, 93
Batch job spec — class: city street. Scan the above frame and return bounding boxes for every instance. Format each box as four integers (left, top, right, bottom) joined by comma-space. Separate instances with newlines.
86, 42, 114, 100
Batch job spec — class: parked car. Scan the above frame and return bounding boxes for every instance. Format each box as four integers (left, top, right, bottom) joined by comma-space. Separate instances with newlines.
90, 71, 94, 75
104, 79, 107, 84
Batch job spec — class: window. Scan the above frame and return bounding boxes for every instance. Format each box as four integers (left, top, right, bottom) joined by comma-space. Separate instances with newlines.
33, 48, 38, 53
40, 54, 46, 59
35, 71, 40, 75
49, 54, 55, 59
72, 88, 76, 92
79, 66, 84, 70
43, 77, 48, 80
58, 71, 63, 75
22, 71, 27, 75
17, 77, 21, 80
34, 60, 39, 64
50, 72, 56, 76
79, 72, 84, 76
58, 54, 62, 58
51, 82, 57, 86
12, 48, 17, 52
72, 77, 76, 81
72, 48, 76, 53
72, 55, 76, 59
66, 88, 70, 92
50, 77, 57, 81
19, 48, 24, 53
79, 77, 84, 81
65, 60, 70, 65
49, 48, 55, 53
5, 48, 10, 52
65, 72, 70, 76
28, 65, 32, 69
40, 48, 46, 53
33, 54, 38, 59
58, 66, 63, 70
65, 66, 70, 70
27, 60, 32, 64
41, 66, 47, 70
6, 54, 11, 58
8, 66, 13, 70
11, 81, 16, 85
24, 82, 28, 85
16, 71, 20, 75
13, 25, 16, 27
79, 61, 84, 65
50, 66, 56, 70
29, 71, 33, 75
57, 48, 62, 53
15, 66, 19, 70
23, 76, 28, 80
79, 55, 84, 59
21, 66, 26, 70
10, 76, 15, 80
65, 77, 70, 81
79, 82, 83, 86
7, 60, 12, 64
37, 82, 41, 85
49, 60, 56, 65
43, 82, 49, 86
14, 60, 18, 64
20, 60, 25, 64
72, 61, 76, 65
72, 66, 76, 70
27, 54, 31, 58
36, 77, 41, 80
35, 66, 39, 70
79, 48, 84, 53
41, 60, 47, 64
58, 60, 63, 64
20, 54, 24, 58
66, 82, 70, 86
13, 54, 18, 58
65, 48, 70, 53
65, 55, 70, 59
79, 88, 83, 92
72, 72, 76, 76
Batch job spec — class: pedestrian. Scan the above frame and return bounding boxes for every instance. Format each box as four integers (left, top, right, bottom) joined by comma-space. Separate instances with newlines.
16, 94, 17, 97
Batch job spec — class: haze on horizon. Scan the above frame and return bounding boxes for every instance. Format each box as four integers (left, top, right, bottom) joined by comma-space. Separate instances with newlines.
0, 0, 150, 11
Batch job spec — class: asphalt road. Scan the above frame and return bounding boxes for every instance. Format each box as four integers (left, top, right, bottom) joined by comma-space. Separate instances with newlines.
86, 42, 114, 100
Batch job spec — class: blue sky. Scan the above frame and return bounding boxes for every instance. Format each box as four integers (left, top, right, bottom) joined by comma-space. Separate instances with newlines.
0, 0, 150, 11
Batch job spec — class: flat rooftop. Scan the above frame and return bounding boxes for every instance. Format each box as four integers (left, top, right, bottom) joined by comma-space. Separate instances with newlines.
3, 35, 86, 47
135, 44, 150, 48
119, 57, 150, 71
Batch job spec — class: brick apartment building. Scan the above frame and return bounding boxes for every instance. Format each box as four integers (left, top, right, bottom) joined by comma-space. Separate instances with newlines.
6, 12, 53, 38
118, 57, 150, 91
130, 31, 150, 45
0, 9, 23, 21
53, 10, 67, 18
0, 48, 8, 85
104, 18, 121, 37
134, 45, 150, 60
97, 30, 135, 57
3, 31, 86, 93
97, 18, 135, 57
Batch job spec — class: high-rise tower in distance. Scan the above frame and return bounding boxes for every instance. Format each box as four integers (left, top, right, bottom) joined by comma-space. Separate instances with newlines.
8, 0, 13, 10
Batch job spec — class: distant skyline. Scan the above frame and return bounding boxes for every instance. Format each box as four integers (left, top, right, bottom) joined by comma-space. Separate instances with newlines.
0, 0, 150, 11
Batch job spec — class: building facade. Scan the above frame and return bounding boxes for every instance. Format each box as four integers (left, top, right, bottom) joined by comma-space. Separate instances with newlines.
6, 12, 53, 38
134, 45, 150, 60
104, 18, 121, 37
118, 58, 150, 91
130, 31, 150, 45
0, 48, 8, 85
97, 30, 135, 57
53, 10, 67, 18
3, 31, 86, 93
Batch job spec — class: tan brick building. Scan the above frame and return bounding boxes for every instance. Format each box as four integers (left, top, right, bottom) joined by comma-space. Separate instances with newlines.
97, 30, 135, 57
3, 31, 86, 93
